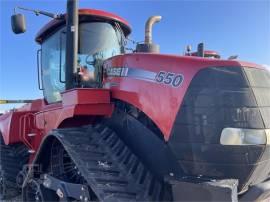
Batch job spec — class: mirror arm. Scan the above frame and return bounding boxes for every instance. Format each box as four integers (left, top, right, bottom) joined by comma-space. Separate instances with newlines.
14, 6, 64, 19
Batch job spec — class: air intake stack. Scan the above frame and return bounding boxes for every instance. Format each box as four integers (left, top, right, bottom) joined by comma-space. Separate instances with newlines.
136, 15, 162, 53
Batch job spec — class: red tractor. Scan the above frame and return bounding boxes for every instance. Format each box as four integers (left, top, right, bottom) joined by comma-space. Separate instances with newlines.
1, 0, 270, 201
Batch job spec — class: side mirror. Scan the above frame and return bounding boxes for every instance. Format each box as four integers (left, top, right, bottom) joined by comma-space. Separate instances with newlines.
11, 13, 26, 34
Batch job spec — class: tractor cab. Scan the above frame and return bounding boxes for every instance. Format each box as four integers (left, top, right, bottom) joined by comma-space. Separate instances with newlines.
34, 9, 131, 103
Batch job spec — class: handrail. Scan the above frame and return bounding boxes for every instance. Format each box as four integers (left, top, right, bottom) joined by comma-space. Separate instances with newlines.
19, 113, 36, 151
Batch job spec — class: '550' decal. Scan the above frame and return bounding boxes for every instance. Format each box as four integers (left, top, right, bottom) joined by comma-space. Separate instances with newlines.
155, 71, 184, 87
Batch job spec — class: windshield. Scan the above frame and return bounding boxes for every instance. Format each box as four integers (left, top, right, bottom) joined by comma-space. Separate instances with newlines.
41, 22, 123, 103
41, 27, 66, 103
78, 22, 122, 86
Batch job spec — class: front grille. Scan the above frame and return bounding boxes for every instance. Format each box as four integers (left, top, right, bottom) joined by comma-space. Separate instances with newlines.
169, 66, 270, 191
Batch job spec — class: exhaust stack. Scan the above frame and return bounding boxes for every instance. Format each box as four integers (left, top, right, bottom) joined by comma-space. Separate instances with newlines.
136, 15, 162, 53
145, 16, 162, 44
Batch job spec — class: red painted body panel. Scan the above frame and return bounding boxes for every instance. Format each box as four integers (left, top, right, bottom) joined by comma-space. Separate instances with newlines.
16, 99, 45, 112
0, 100, 44, 144
0, 111, 27, 144
62, 88, 111, 106
0, 89, 113, 155
0, 52, 264, 163
34, 89, 113, 149
103, 53, 263, 140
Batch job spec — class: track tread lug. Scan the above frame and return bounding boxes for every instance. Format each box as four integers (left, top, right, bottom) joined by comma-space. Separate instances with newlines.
43, 125, 164, 201
0, 137, 29, 200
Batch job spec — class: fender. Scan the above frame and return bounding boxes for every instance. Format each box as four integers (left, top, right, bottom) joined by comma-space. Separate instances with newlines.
104, 108, 184, 180
30, 89, 113, 155
35, 89, 113, 132
0, 89, 113, 154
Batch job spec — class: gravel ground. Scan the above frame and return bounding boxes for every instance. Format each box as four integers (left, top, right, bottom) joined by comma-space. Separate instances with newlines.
4, 193, 270, 201
3, 196, 22, 202
4, 196, 270, 202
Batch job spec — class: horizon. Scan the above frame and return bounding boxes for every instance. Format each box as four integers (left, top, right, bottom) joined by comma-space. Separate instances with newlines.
0, 0, 269, 112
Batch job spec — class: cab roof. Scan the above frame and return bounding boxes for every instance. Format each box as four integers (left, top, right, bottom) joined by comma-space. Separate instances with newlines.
35, 8, 131, 44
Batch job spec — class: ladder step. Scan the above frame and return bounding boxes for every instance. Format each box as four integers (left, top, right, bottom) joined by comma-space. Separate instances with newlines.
27, 133, 37, 137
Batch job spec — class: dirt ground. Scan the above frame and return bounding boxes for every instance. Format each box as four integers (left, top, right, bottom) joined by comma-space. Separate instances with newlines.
4, 194, 270, 201
3, 196, 21, 202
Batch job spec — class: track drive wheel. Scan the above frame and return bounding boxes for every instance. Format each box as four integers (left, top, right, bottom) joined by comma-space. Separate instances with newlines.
23, 124, 169, 201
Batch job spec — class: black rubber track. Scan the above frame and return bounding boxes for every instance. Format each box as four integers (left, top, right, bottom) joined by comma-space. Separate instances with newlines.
0, 135, 29, 200
48, 124, 165, 201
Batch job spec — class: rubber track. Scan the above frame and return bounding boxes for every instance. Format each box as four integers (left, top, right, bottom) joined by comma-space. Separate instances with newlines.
0, 136, 29, 199
51, 124, 164, 202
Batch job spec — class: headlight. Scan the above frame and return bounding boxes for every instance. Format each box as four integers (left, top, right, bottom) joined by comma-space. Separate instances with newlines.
220, 128, 270, 145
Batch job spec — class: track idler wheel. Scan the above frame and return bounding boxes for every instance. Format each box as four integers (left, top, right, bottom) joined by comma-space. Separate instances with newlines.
16, 167, 28, 189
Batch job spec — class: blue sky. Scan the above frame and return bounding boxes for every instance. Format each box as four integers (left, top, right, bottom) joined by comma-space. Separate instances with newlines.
0, 0, 269, 112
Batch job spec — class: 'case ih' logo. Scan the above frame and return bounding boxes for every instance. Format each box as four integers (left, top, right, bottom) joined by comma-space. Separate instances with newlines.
106, 67, 128, 77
